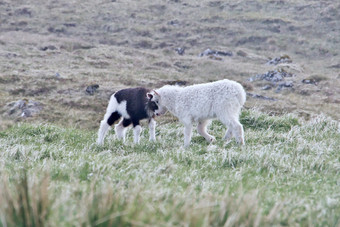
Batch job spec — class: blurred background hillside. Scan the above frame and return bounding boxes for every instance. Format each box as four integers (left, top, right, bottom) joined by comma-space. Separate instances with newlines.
1, 0, 339, 129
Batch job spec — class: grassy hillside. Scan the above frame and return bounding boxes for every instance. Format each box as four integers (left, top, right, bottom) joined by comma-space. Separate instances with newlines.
1, 110, 340, 226
1, 0, 340, 226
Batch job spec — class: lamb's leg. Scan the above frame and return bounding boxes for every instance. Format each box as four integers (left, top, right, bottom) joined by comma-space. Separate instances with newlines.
183, 122, 193, 147
115, 118, 131, 142
133, 121, 142, 144
231, 119, 245, 145
97, 111, 121, 145
148, 118, 156, 141
197, 120, 215, 143
224, 125, 233, 141
219, 116, 245, 145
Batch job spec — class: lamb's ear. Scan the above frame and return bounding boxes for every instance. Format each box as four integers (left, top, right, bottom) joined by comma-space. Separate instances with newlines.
153, 90, 160, 96
147, 93, 153, 100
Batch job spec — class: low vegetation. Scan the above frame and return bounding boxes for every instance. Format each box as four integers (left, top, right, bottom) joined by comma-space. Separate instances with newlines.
1, 0, 340, 225
1, 0, 340, 130
1, 110, 339, 226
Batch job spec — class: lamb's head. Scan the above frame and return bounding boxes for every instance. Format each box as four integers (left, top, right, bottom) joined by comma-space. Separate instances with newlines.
147, 90, 167, 116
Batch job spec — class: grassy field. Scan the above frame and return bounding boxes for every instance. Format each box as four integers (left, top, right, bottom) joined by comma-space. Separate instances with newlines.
1, 110, 340, 226
1, 0, 340, 226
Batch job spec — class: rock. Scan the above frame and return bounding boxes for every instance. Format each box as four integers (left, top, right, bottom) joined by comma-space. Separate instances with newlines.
208, 55, 223, 61
247, 93, 277, 101
215, 51, 233, 56
175, 47, 185, 55
63, 23, 77, 27
249, 69, 295, 93
267, 54, 292, 65
40, 45, 57, 51
15, 8, 32, 17
85, 84, 99, 95
6, 99, 43, 118
261, 85, 272, 90
302, 79, 317, 85
275, 81, 294, 93
167, 80, 187, 86
249, 69, 294, 83
199, 48, 232, 57
48, 26, 66, 34
168, 20, 179, 26
199, 48, 214, 57
237, 50, 248, 57
329, 63, 340, 69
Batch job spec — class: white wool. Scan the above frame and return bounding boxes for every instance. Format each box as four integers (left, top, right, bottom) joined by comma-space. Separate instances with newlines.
157, 79, 245, 121
154, 79, 246, 147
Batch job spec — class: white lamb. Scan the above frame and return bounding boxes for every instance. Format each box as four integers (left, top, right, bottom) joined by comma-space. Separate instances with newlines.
148, 79, 246, 147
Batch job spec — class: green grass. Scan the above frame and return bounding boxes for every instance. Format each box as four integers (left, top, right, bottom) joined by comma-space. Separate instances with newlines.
1, 110, 340, 226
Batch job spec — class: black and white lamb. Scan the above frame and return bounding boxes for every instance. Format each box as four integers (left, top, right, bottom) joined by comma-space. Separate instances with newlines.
97, 87, 159, 145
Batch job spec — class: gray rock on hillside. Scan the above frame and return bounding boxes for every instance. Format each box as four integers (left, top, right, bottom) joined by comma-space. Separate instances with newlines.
249, 69, 295, 83
85, 84, 99, 95
6, 99, 43, 118
267, 55, 292, 65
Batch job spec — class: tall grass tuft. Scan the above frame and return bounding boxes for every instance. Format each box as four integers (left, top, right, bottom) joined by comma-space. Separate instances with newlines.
0, 171, 51, 227
81, 183, 129, 226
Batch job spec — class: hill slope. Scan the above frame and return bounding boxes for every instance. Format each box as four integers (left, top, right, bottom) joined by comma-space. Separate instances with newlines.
1, 0, 340, 129
1, 110, 340, 226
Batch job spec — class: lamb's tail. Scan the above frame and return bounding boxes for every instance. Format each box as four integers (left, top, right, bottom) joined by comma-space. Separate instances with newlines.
236, 82, 246, 107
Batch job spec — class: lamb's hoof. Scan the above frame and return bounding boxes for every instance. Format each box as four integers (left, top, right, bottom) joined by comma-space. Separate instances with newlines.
239, 141, 245, 146
208, 136, 216, 143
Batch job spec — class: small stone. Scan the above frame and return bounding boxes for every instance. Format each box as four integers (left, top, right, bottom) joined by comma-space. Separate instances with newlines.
85, 84, 99, 95
302, 79, 317, 85
199, 48, 214, 57
199, 48, 232, 57
237, 50, 247, 57
175, 47, 185, 55
262, 85, 272, 90
267, 54, 292, 65
167, 80, 188, 86
276, 81, 294, 93
215, 51, 232, 56
40, 45, 57, 51
247, 93, 277, 101
208, 55, 223, 61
